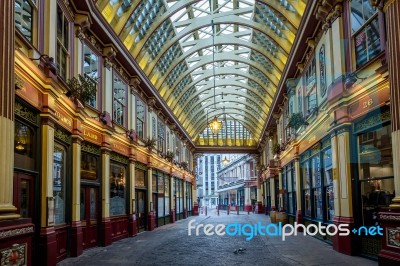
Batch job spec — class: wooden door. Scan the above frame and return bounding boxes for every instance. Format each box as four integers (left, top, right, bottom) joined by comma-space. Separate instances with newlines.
81, 186, 99, 249
136, 190, 146, 232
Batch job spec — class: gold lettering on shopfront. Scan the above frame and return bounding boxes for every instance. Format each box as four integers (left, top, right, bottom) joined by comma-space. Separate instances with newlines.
362, 99, 373, 109
113, 143, 127, 154
54, 110, 72, 127
83, 130, 98, 141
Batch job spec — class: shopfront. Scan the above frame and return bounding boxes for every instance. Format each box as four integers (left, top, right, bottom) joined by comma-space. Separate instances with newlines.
283, 161, 297, 224
352, 107, 394, 257
53, 125, 72, 262
153, 170, 170, 226
80, 141, 101, 250
174, 178, 184, 220
135, 163, 147, 232
300, 138, 333, 241
186, 182, 193, 216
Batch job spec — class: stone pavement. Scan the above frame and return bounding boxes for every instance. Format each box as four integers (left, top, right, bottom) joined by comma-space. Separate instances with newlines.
58, 211, 377, 266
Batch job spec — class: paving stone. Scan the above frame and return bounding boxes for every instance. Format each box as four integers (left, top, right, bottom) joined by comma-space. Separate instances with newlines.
58, 213, 377, 266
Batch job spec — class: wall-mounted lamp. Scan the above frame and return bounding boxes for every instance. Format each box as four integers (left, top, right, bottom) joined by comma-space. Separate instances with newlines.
29, 54, 57, 75
132, 199, 136, 214
345, 72, 368, 89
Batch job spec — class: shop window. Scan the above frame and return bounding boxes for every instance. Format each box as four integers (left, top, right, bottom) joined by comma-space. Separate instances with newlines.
135, 168, 146, 188
14, 121, 35, 170
56, 4, 70, 80
323, 148, 334, 221
350, 0, 382, 68
110, 163, 126, 216
81, 152, 98, 180
83, 45, 100, 108
157, 119, 165, 153
284, 162, 297, 215
304, 58, 317, 114
136, 97, 145, 139
15, 0, 36, 42
157, 173, 165, 220
358, 123, 394, 226
302, 162, 311, 217
113, 73, 127, 126
53, 143, 66, 225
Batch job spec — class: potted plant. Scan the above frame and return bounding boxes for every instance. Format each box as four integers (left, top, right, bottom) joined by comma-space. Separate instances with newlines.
66, 74, 97, 104
272, 143, 281, 155
144, 137, 157, 151
166, 151, 175, 162
180, 161, 188, 171
288, 112, 306, 131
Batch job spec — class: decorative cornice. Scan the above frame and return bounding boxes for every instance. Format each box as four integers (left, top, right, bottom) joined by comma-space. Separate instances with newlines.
0, 226, 34, 239
130, 76, 141, 94
315, 0, 343, 31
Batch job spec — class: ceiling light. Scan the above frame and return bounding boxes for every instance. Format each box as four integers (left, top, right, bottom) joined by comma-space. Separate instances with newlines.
222, 156, 230, 165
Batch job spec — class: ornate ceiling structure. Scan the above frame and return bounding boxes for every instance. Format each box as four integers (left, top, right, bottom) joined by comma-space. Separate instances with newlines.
96, 0, 306, 147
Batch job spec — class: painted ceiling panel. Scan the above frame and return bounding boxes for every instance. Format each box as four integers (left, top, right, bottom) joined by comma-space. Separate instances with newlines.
97, 0, 305, 146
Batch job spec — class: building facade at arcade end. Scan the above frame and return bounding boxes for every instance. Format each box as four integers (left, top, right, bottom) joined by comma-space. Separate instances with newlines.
1, 0, 400, 265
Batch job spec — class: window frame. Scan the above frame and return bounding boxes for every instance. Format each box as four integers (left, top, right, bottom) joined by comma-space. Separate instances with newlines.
15, 0, 38, 44
349, 0, 384, 69
56, 1, 72, 81
82, 42, 102, 110
112, 70, 128, 128
135, 96, 146, 140
157, 118, 165, 153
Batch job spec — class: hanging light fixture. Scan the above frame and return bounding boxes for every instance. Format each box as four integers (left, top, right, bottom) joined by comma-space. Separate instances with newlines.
207, 19, 223, 135
222, 156, 230, 165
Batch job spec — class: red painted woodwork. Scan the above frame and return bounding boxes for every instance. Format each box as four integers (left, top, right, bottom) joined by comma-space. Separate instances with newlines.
170, 209, 176, 223
193, 203, 199, 216
101, 218, 112, 246
0, 219, 34, 266
70, 221, 83, 257
183, 208, 187, 219
110, 215, 129, 242
136, 190, 147, 232
244, 205, 252, 212
378, 209, 400, 265
81, 186, 99, 250
39, 227, 57, 266
255, 202, 263, 214
129, 214, 137, 237
147, 212, 156, 231
332, 216, 355, 255
55, 225, 68, 262
296, 210, 303, 232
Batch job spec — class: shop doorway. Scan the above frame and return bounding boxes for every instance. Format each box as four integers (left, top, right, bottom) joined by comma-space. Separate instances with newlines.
80, 186, 100, 250
136, 190, 147, 232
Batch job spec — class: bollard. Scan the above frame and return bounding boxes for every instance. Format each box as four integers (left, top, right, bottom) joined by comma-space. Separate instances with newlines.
227, 206, 230, 215
205, 206, 207, 216
237, 205, 239, 215
217, 205, 219, 216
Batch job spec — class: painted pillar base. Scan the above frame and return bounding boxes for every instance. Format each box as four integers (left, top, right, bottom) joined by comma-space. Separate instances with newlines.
184, 208, 187, 219
129, 215, 138, 237
332, 216, 354, 255
170, 209, 176, 223
70, 221, 83, 257
39, 227, 57, 266
101, 218, 112, 246
244, 205, 252, 213
296, 211, 303, 232
193, 204, 199, 216
147, 212, 156, 231
378, 209, 400, 265
255, 202, 263, 214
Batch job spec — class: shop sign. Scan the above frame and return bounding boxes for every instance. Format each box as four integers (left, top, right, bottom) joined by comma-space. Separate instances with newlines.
349, 86, 389, 119
112, 141, 129, 156
54, 107, 73, 131
82, 127, 102, 146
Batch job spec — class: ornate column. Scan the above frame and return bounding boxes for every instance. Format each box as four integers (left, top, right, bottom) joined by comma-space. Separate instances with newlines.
331, 127, 354, 255
378, 1, 400, 264
169, 174, 176, 222
101, 147, 112, 246
294, 158, 303, 225
70, 135, 83, 256
278, 169, 283, 211
0, 0, 18, 220
39, 117, 57, 266
270, 176, 276, 211
128, 158, 137, 236
147, 166, 156, 230
183, 176, 187, 219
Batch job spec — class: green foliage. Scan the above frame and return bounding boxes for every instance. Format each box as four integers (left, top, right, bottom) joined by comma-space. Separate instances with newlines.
180, 161, 188, 170
66, 74, 97, 103
272, 143, 281, 155
166, 151, 175, 161
144, 137, 157, 150
288, 113, 305, 130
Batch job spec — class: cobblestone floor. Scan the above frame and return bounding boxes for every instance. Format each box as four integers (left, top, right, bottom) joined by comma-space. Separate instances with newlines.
59, 211, 378, 266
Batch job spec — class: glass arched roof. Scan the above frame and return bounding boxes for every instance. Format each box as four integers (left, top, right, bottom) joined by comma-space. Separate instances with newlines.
97, 0, 306, 146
